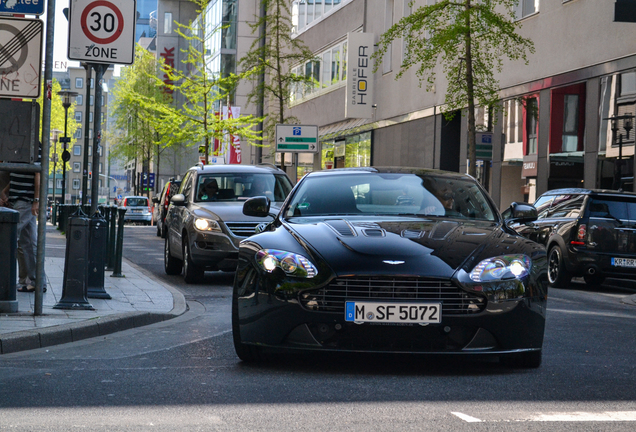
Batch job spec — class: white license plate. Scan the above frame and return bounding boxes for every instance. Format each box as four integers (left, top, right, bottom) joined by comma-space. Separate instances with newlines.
345, 301, 441, 324
612, 257, 636, 268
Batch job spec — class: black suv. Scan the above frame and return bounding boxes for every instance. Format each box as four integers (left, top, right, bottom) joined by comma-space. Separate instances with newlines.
153, 178, 182, 238
164, 163, 293, 283
510, 188, 636, 287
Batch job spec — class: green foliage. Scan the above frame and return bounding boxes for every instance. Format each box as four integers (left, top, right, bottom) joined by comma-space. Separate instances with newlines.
155, 0, 263, 163
372, 0, 534, 176
240, 0, 316, 140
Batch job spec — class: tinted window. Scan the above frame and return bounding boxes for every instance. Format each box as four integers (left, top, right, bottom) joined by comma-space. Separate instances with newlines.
588, 198, 630, 221
125, 198, 148, 207
548, 194, 585, 218
286, 174, 496, 221
533, 195, 554, 219
195, 173, 292, 203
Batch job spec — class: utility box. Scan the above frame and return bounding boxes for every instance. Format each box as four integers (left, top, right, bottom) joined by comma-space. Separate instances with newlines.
0, 207, 19, 313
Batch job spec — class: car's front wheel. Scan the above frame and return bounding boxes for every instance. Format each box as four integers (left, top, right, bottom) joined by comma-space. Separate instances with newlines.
183, 237, 204, 284
232, 290, 265, 362
548, 246, 572, 287
164, 237, 182, 275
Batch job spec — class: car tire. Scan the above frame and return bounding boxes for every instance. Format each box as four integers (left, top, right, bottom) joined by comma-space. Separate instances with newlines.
501, 350, 542, 369
164, 237, 182, 275
547, 246, 572, 288
156, 224, 161, 237
232, 290, 265, 362
183, 238, 204, 284
584, 273, 606, 287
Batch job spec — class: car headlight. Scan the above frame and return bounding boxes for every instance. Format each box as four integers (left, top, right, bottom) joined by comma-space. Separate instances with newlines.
194, 218, 221, 232
255, 249, 318, 278
469, 254, 531, 282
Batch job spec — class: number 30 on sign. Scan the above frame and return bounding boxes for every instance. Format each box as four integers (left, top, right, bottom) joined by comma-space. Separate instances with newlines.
67, 0, 136, 65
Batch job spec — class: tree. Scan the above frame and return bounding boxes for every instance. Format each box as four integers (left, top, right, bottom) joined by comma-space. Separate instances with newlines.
108, 45, 170, 196
372, 0, 534, 177
239, 0, 315, 164
158, 0, 262, 164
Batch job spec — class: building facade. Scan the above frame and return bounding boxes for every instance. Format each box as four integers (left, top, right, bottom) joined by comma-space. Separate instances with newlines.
285, 0, 636, 207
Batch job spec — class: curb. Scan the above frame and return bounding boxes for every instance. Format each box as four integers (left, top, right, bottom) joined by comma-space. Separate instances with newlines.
0, 258, 188, 356
621, 294, 636, 307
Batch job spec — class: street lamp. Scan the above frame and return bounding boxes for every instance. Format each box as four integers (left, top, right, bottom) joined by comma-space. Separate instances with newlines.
50, 129, 62, 206
58, 90, 78, 204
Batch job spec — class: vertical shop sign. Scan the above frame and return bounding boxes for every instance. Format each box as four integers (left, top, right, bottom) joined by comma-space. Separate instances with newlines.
345, 32, 375, 119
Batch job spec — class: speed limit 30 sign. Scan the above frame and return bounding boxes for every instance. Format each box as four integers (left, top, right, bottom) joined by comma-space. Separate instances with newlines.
67, 0, 136, 65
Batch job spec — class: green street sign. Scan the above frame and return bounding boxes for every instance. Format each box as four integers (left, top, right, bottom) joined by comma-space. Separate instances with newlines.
276, 125, 319, 153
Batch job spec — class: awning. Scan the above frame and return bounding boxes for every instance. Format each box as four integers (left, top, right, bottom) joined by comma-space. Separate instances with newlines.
319, 118, 377, 141
549, 151, 585, 164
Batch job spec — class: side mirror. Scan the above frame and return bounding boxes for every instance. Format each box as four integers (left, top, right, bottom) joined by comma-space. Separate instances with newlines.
505, 202, 538, 224
243, 196, 270, 217
171, 194, 186, 207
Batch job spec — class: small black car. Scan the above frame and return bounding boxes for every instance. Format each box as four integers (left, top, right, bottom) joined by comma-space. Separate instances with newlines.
510, 188, 636, 288
233, 167, 548, 367
164, 163, 293, 283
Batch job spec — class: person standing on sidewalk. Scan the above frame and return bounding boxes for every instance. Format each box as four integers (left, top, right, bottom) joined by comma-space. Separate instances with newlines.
0, 167, 46, 293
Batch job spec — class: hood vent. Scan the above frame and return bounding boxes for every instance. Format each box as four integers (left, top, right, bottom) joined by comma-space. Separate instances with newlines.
363, 228, 386, 237
401, 229, 424, 239
429, 222, 459, 240
325, 220, 356, 237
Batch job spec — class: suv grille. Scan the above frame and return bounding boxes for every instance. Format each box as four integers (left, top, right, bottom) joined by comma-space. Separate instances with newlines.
225, 222, 261, 237
300, 276, 486, 315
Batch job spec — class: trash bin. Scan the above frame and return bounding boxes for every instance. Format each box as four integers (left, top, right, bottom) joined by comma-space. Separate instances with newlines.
0, 207, 19, 313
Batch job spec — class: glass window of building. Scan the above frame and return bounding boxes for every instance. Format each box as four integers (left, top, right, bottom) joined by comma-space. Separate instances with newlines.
515, 0, 538, 20
75, 111, 82, 122
90, 95, 94, 106
74, 128, 82, 139
73, 179, 80, 190
89, 112, 93, 122
164, 12, 172, 34
526, 97, 538, 154
75, 77, 83, 88
76, 94, 83, 105
321, 132, 371, 169
562, 94, 579, 152
293, 0, 344, 34
73, 162, 80, 172
73, 145, 81, 156
620, 71, 636, 96
291, 40, 347, 102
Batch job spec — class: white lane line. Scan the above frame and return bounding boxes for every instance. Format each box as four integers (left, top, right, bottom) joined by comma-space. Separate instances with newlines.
548, 308, 636, 320
451, 412, 482, 423
528, 411, 636, 422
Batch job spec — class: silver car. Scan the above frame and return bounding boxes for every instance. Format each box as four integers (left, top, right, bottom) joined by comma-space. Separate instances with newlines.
164, 163, 293, 283
120, 196, 152, 225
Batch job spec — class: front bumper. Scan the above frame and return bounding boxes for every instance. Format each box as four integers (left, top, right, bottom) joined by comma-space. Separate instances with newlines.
235, 272, 547, 354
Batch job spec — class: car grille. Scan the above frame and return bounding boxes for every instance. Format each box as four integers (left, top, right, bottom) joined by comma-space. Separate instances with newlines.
225, 222, 261, 237
299, 276, 486, 315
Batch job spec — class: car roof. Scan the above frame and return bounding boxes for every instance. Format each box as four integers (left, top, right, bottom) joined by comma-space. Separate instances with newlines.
123, 196, 148, 199
538, 188, 636, 198
188, 163, 287, 175
304, 166, 475, 180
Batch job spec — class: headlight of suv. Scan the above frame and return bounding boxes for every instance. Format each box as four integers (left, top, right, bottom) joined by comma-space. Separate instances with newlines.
469, 254, 531, 282
256, 249, 318, 278
194, 218, 221, 232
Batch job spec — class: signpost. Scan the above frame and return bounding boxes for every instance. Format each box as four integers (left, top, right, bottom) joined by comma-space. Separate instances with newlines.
275, 125, 319, 153
0, 17, 43, 98
475, 132, 493, 160
67, 0, 136, 65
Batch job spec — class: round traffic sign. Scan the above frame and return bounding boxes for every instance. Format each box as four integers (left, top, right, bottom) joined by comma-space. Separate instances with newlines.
80, 1, 124, 45
61, 150, 70, 162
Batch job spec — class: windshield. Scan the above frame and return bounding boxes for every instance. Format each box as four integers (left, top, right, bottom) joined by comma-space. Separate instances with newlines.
285, 173, 497, 221
125, 197, 148, 207
195, 173, 293, 203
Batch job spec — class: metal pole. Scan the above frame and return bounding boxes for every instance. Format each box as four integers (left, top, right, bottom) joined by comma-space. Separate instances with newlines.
81, 63, 93, 209
61, 103, 69, 204
35, 0, 57, 315
90, 64, 109, 215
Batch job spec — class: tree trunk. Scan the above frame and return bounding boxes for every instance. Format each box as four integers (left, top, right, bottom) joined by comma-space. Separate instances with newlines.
464, 0, 477, 178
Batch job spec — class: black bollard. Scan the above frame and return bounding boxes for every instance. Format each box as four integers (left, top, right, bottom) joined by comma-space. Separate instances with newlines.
102, 206, 111, 263
58, 204, 67, 233
106, 205, 117, 271
0, 207, 19, 313
51, 203, 57, 226
54, 216, 95, 310
111, 207, 126, 278
87, 212, 111, 299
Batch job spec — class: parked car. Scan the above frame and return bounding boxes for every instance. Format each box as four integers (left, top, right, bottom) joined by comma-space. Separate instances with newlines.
120, 196, 152, 225
232, 167, 548, 367
164, 163, 293, 283
508, 188, 636, 288
153, 178, 182, 238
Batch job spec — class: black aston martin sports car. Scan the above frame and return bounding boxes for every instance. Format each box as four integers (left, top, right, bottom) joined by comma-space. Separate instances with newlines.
233, 167, 548, 367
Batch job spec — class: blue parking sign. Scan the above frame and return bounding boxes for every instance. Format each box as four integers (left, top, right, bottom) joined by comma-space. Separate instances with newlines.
293, 127, 301, 135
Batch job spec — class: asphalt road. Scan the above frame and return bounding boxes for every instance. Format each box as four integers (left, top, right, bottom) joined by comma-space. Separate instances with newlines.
0, 225, 635, 431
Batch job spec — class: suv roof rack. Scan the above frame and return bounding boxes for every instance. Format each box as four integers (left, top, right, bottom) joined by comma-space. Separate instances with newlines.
196, 162, 205, 169
257, 162, 279, 170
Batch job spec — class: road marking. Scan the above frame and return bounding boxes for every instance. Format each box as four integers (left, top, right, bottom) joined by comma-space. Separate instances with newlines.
451, 412, 482, 422
528, 411, 636, 422
549, 308, 636, 320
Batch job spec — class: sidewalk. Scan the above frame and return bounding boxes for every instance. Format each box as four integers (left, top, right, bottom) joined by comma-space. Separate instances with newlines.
0, 227, 186, 355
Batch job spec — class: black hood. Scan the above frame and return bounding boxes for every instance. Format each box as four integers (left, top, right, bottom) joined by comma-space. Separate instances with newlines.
287, 218, 508, 278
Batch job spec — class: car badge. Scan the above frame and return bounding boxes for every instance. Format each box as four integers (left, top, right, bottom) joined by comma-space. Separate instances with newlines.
255, 222, 269, 233
383, 260, 405, 265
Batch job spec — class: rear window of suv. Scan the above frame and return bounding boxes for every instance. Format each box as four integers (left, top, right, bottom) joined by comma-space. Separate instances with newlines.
588, 197, 636, 221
